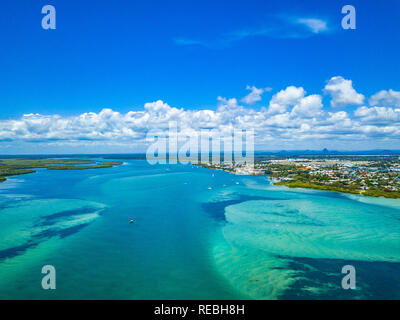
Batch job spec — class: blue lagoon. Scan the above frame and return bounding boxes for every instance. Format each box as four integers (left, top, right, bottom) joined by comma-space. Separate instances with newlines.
0, 160, 399, 299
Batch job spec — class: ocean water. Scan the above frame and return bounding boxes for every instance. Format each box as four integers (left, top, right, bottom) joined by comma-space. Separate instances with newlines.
0, 160, 399, 299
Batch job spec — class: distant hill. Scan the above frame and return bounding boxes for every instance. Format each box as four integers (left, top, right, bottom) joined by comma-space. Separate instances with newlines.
255, 149, 400, 156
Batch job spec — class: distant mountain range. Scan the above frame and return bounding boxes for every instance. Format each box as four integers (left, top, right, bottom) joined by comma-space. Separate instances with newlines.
254, 149, 400, 155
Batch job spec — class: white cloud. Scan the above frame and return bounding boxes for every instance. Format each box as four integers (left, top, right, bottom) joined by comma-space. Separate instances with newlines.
327, 111, 349, 122
175, 16, 332, 49
369, 89, 400, 108
297, 18, 328, 34
355, 106, 400, 123
267, 86, 305, 114
2, 79, 400, 151
241, 85, 271, 105
291, 94, 323, 118
324, 76, 365, 107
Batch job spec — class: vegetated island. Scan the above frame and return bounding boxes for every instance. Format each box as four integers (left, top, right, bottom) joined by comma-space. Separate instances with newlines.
0, 158, 122, 183
196, 154, 400, 199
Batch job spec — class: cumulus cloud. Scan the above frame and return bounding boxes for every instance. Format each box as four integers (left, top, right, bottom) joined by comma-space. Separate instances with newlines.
369, 89, 400, 108
241, 85, 272, 105
327, 111, 349, 123
291, 94, 323, 118
355, 106, 400, 124
267, 86, 305, 114
1, 78, 400, 151
324, 76, 365, 107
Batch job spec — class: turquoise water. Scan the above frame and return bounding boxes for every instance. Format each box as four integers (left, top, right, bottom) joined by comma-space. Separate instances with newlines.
0, 160, 399, 299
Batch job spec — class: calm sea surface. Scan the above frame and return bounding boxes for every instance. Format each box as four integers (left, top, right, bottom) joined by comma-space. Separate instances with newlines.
0, 160, 399, 299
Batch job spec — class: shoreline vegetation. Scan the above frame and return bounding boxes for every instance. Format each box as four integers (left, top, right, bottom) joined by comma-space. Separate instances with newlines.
0, 158, 122, 183
272, 180, 400, 199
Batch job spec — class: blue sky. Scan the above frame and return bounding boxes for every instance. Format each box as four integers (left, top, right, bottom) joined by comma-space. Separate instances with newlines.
0, 0, 399, 153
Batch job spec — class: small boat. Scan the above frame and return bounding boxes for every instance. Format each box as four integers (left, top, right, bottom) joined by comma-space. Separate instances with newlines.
129, 219, 134, 223
208, 187, 212, 190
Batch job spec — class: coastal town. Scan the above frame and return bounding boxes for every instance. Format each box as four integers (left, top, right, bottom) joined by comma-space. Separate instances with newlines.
197, 155, 400, 199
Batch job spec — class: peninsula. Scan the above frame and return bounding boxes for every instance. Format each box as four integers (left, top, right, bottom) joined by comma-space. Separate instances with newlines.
0, 158, 122, 183
197, 155, 400, 199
